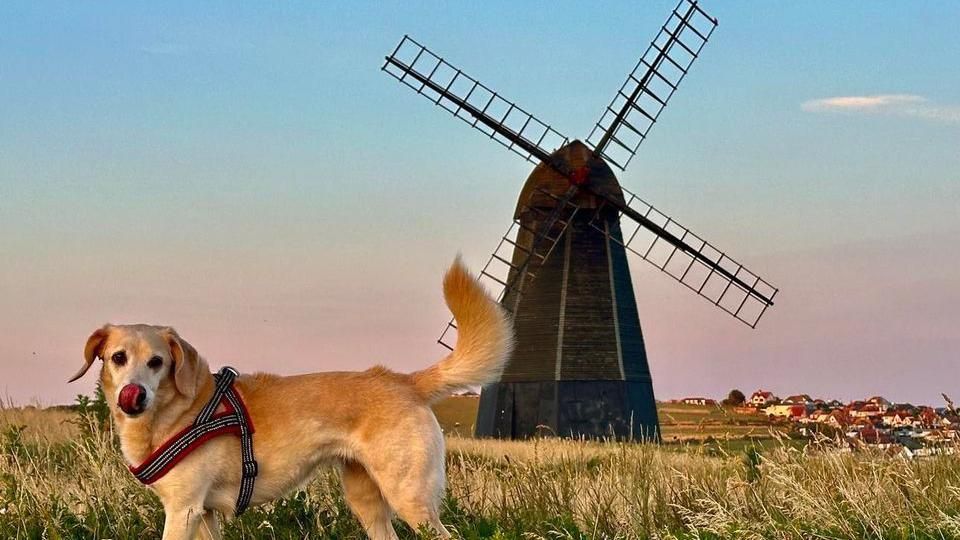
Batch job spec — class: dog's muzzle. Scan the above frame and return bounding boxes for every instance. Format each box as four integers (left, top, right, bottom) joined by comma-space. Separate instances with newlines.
118, 384, 147, 415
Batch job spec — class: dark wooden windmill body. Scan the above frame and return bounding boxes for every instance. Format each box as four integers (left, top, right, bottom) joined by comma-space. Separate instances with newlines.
475, 141, 657, 439
383, 0, 778, 441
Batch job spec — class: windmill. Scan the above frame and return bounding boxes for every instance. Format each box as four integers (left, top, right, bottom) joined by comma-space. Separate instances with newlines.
383, 0, 778, 441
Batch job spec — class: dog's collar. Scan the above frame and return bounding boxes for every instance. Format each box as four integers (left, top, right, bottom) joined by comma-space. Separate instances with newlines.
128, 366, 258, 515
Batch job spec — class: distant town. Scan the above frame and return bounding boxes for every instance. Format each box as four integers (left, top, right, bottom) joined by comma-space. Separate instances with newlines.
673, 390, 960, 456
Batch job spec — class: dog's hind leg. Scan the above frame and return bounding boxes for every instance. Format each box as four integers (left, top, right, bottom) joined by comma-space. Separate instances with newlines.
342, 460, 398, 540
389, 493, 450, 539
364, 427, 451, 538
393, 503, 450, 540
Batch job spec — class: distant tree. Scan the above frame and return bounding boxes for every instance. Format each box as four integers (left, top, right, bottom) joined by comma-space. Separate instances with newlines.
723, 389, 746, 407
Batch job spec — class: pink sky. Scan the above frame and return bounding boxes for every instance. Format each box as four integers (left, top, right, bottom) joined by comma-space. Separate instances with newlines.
4, 227, 957, 407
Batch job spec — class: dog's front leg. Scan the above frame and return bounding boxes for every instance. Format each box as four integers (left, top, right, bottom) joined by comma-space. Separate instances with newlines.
196, 509, 222, 540
161, 506, 204, 540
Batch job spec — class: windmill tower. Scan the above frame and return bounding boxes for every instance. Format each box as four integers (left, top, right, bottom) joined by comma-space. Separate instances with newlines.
383, 0, 778, 441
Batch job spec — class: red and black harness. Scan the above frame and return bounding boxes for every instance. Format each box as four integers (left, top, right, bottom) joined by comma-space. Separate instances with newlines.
128, 367, 258, 515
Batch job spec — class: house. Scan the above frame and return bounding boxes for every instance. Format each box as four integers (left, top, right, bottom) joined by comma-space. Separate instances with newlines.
803, 410, 828, 424
825, 410, 851, 429
782, 394, 816, 412
882, 411, 914, 428
850, 403, 883, 419
765, 404, 807, 419
680, 397, 716, 406
857, 425, 894, 446
749, 390, 778, 407
918, 407, 940, 428
867, 396, 891, 412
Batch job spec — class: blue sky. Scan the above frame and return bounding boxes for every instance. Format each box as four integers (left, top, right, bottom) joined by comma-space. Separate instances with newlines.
1, 1, 958, 405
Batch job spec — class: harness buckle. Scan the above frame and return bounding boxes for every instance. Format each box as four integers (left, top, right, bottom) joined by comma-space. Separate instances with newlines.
242, 459, 259, 478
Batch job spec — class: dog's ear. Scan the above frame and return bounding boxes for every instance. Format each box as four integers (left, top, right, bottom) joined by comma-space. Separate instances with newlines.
162, 327, 201, 398
70, 326, 111, 382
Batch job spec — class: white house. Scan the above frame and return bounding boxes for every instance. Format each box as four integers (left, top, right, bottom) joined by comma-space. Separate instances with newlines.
750, 390, 778, 407
680, 397, 716, 406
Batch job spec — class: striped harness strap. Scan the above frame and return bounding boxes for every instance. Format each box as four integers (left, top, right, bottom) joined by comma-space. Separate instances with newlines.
128, 367, 258, 515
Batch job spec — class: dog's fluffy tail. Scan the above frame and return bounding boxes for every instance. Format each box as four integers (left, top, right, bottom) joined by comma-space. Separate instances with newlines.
411, 257, 514, 404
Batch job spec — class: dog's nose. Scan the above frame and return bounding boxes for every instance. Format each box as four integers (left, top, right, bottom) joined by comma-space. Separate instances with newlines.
118, 384, 147, 415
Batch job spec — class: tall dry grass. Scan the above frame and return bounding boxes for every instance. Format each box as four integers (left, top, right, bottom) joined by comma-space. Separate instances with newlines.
445, 437, 960, 539
2, 406, 959, 539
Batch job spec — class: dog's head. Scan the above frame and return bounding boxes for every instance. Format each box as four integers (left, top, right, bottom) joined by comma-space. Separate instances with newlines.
69, 324, 206, 417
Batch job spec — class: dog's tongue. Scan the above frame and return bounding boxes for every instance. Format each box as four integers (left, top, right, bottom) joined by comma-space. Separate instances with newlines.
118, 384, 142, 412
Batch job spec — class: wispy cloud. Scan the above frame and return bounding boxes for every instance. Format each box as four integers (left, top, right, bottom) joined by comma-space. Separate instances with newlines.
802, 94, 960, 123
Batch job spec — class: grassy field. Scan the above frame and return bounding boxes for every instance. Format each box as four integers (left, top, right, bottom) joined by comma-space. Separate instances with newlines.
3, 403, 960, 539
433, 396, 785, 442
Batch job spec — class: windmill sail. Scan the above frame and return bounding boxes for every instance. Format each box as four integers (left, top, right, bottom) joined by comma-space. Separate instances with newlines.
380, 35, 590, 349
438, 185, 582, 350
587, 0, 718, 170
588, 186, 777, 327
383, 36, 568, 164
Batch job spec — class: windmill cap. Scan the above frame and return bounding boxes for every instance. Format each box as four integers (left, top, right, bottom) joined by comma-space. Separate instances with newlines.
514, 140, 625, 218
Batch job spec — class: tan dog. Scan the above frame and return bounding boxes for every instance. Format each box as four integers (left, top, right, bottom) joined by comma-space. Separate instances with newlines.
68, 259, 513, 540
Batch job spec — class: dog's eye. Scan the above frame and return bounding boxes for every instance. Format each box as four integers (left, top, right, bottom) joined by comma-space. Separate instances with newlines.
147, 356, 163, 369
111, 351, 127, 366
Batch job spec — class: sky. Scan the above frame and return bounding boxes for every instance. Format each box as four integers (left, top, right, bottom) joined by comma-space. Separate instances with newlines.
1, 1, 958, 407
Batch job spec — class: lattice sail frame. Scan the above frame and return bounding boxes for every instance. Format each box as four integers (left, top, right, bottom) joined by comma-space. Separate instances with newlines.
589, 187, 777, 328
587, 0, 718, 170
383, 35, 568, 164
438, 185, 582, 350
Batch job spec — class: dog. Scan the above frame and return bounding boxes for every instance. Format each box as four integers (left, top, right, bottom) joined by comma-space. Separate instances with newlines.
68, 258, 513, 540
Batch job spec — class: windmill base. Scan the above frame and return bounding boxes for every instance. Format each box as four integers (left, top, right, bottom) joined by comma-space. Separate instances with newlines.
474, 380, 660, 442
